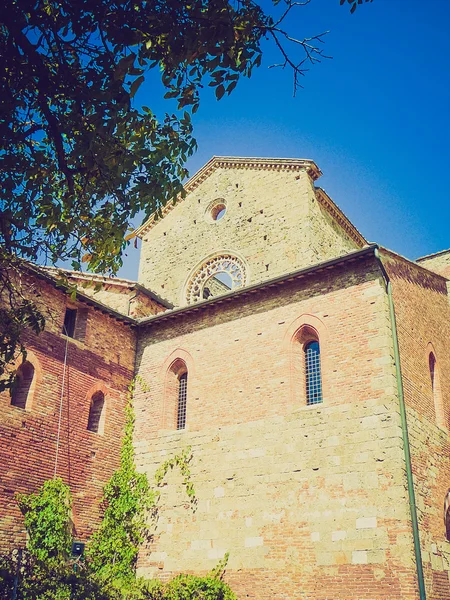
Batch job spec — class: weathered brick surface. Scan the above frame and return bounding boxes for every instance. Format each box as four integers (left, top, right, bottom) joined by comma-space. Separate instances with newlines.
383, 250, 450, 599
51, 271, 168, 317
133, 258, 420, 598
138, 164, 361, 306
417, 250, 450, 279
2, 157, 450, 600
0, 273, 136, 549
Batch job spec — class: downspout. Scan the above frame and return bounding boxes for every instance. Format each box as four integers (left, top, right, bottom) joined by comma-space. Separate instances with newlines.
374, 248, 426, 600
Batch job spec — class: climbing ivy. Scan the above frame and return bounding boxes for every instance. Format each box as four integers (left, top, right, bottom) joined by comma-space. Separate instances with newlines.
2, 378, 233, 600
88, 378, 196, 587
16, 478, 72, 565
155, 447, 196, 502
87, 379, 155, 586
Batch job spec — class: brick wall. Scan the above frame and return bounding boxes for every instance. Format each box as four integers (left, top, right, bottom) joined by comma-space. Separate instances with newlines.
383, 250, 450, 599
0, 273, 136, 549
57, 272, 168, 317
416, 251, 450, 279
138, 164, 360, 307
133, 257, 420, 599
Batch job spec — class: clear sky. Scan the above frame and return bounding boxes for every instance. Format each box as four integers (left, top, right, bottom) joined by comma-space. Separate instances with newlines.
118, 0, 450, 280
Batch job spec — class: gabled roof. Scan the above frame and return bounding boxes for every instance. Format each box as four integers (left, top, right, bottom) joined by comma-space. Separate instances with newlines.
21, 262, 136, 324
315, 187, 366, 248
135, 156, 322, 239
416, 248, 450, 263
44, 267, 172, 308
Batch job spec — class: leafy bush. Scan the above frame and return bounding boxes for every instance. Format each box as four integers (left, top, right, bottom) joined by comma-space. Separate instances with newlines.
16, 478, 72, 565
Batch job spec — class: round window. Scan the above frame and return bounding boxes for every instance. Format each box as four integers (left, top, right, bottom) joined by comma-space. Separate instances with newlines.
186, 254, 247, 303
205, 199, 227, 223
211, 204, 226, 221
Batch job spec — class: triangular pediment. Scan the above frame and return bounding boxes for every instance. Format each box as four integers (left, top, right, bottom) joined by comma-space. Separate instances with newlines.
135, 156, 322, 238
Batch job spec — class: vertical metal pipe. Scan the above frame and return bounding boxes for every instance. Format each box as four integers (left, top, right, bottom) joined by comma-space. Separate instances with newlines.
375, 248, 426, 600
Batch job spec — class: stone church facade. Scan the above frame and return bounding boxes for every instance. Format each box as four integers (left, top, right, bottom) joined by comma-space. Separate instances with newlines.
1, 157, 449, 599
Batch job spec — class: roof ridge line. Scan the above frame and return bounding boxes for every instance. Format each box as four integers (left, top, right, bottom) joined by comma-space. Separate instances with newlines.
134, 156, 322, 239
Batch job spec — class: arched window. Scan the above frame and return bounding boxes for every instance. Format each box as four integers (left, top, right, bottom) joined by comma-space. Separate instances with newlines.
10, 361, 35, 409
444, 489, 450, 542
87, 391, 105, 434
305, 340, 323, 405
429, 351, 445, 429
177, 372, 188, 430
162, 351, 194, 430
185, 253, 248, 304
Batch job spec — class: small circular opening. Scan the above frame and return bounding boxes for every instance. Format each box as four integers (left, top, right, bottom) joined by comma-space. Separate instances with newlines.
211, 204, 226, 221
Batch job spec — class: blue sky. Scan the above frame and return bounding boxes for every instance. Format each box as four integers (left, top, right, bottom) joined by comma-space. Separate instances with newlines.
119, 0, 450, 280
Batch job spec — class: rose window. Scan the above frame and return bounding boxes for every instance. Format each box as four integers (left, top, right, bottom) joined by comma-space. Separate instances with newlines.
186, 255, 247, 304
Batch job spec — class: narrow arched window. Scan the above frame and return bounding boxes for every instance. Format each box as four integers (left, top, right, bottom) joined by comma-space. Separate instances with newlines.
429, 351, 445, 429
444, 490, 450, 541
11, 361, 35, 409
87, 391, 105, 434
177, 372, 188, 430
305, 340, 323, 405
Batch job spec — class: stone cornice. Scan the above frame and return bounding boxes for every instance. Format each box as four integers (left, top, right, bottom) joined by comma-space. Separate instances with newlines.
135, 156, 322, 239
137, 246, 378, 327
315, 187, 366, 248
416, 248, 450, 263
43, 267, 172, 308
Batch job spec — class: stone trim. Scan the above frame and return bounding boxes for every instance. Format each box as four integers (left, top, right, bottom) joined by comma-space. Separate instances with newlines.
135, 156, 322, 238
138, 246, 378, 327
315, 187, 366, 248
183, 251, 249, 305
10, 350, 42, 411
417, 248, 450, 263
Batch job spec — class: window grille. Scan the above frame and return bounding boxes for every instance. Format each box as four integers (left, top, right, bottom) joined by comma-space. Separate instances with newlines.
177, 373, 188, 430
305, 340, 323, 405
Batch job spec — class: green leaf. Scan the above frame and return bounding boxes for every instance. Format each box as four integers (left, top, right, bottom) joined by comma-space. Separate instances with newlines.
130, 75, 145, 98
215, 84, 225, 100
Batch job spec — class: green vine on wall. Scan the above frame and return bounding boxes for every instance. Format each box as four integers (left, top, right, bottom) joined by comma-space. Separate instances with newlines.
87, 377, 196, 585
16, 478, 72, 565
154, 447, 196, 503
87, 379, 155, 585
0, 377, 234, 600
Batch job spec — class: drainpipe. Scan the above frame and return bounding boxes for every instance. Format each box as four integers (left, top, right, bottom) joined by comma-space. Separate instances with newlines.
374, 248, 426, 600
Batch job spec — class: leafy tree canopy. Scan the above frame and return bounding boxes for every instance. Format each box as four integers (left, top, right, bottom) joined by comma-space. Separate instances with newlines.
0, 0, 371, 275
0, 0, 371, 388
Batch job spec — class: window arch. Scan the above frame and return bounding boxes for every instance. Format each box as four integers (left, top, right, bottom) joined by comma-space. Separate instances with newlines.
161, 349, 194, 430
163, 357, 190, 429
10, 361, 34, 409
428, 348, 445, 429
184, 252, 248, 304
285, 315, 327, 406
444, 489, 450, 542
87, 390, 106, 434
304, 340, 323, 405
